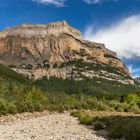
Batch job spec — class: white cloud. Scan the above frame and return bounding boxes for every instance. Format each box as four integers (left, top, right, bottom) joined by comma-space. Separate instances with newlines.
128, 65, 140, 78
84, 15, 140, 59
32, 0, 118, 7
83, 0, 118, 4
83, 0, 101, 4
32, 0, 66, 7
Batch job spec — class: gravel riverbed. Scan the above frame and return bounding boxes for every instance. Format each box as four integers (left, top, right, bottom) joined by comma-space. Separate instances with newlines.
0, 111, 106, 140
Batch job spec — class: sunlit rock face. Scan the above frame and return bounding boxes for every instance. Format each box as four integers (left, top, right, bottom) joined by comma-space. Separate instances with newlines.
0, 21, 134, 84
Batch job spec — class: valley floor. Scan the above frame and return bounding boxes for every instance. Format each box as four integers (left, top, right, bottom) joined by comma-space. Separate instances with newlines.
0, 111, 106, 140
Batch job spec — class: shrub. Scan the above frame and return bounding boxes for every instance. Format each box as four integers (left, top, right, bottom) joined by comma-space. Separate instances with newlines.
25, 100, 34, 112
70, 111, 81, 118
7, 102, 17, 114
53, 63, 58, 68
116, 106, 124, 112
107, 122, 124, 139
55, 105, 65, 113
94, 121, 105, 131
125, 120, 140, 140
30, 87, 48, 107
97, 101, 110, 111
43, 64, 50, 70
126, 105, 140, 114
33, 101, 44, 111
124, 93, 140, 104
15, 100, 28, 113
0, 98, 8, 115
73, 102, 82, 110
86, 98, 98, 110
35, 63, 42, 69
25, 64, 33, 70
108, 100, 120, 109
80, 114, 94, 125
95, 116, 140, 140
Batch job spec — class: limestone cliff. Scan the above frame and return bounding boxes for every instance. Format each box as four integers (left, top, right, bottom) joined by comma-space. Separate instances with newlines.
135, 77, 140, 83
0, 21, 134, 84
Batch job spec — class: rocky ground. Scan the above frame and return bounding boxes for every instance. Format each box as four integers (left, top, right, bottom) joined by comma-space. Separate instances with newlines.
0, 111, 106, 140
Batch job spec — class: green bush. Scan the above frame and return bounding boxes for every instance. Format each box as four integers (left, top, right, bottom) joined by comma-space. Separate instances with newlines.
108, 101, 128, 112
97, 101, 111, 111
95, 116, 140, 140
80, 115, 94, 125
126, 105, 140, 114
125, 120, 140, 140
15, 100, 28, 113
94, 121, 105, 131
124, 93, 140, 104
33, 101, 44, 111
0, 98, 8, 115
7, 102, 17, 114
107, 122, 124, 139
70, 111, 82, 118
13, 87, 47, 113
43, 64, 50, 70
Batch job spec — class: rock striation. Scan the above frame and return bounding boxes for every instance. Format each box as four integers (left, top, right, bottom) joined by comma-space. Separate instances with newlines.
0, 21, 134, 84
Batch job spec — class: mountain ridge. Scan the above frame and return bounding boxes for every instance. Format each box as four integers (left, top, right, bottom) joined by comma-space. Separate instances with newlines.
0, 21, 134, 84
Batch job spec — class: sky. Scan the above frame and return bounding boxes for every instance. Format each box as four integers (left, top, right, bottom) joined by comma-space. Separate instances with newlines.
0, 0, 140, 77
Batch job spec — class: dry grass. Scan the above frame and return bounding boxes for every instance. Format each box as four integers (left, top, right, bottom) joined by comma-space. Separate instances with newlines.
81, 110, 140, 117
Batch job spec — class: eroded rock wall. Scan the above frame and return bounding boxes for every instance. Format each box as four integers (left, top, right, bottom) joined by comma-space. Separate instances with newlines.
0, 21, 133, 84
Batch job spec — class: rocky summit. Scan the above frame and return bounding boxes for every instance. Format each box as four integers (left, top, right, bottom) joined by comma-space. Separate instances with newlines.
0, 21, 134, 84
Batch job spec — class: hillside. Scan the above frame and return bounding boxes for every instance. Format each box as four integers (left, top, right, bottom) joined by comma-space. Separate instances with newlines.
0, 21, 134, 85
0, 64, 47, 115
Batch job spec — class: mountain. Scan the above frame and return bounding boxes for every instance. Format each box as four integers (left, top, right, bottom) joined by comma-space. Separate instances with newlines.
0, 21, 134, 84
135, 77, 140, 83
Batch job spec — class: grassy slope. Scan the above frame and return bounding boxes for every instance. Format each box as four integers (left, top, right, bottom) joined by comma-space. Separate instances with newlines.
35, 77, 140, 98
0, 63, 140, 114
34, 77, 140, 112
0, 64, 47, 115
1, 64, 140, 139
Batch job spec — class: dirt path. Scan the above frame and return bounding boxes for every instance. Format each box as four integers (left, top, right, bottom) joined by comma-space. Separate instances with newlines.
0, 111, 106, 140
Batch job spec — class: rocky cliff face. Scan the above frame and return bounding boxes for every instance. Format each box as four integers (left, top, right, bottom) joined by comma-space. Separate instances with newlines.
0, 21, 134, 84
135, 77, 140, 83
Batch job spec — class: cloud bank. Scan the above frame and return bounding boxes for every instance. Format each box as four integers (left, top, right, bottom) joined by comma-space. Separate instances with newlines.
84, 15, 140, 59
32, 0, 65, 7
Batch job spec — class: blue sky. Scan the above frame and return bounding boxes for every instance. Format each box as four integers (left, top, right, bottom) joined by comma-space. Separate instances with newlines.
0, 0, 140, 77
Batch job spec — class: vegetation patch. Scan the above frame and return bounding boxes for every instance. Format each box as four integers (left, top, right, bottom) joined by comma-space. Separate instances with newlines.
104, 54, 120, 60
43, 63, 50, 70
59, 59, 128, 77
24, 64, 33, 70
0, 64, 47, 115
71, 110, 140, 140
35, 63, 42, 69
